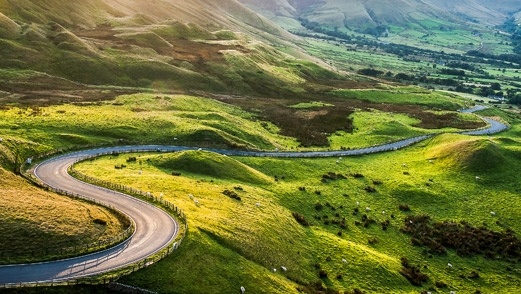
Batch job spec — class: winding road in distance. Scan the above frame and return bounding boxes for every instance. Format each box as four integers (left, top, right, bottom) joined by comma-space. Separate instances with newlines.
0, 106, 508, 285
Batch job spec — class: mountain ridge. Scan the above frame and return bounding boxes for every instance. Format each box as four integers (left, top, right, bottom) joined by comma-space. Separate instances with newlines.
240, 0, 521, 28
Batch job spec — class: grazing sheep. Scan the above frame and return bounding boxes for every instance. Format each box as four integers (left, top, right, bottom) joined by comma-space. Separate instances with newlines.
356, 201, 360, 206
255, 203, 261, 207
194, 199, 199, 206
365, 207, 371, 212
342, 258, 348, 264
475, 176, 481, 180
450, 291, 456, 294
272, 268, 277, 272
447, 263, 453, 269
336, 160, 340, 164
189, 194, 194, 199
281, 266, 287, 272
402, 163, 407, 167
382, 210, 386, 215
490, 211, 496, 216
240, 286, 245, 294
138, 170, 143, 175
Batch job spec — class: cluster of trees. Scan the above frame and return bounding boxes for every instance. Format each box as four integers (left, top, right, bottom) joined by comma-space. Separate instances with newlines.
502, 17, 521, 54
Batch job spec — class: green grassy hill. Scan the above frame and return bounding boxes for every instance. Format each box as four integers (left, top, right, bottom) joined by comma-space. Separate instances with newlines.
72, 126, 521, 293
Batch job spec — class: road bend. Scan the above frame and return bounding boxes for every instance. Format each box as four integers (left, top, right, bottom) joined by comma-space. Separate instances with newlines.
0, 152, 179, 284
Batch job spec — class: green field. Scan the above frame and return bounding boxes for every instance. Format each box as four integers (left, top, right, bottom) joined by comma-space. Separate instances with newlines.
0, 90, 517, 292
72, 126, 521, 293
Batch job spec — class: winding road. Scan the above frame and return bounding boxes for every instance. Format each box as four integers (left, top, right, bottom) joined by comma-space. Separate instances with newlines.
0, 106, 508, 285
0, 151, 179, 284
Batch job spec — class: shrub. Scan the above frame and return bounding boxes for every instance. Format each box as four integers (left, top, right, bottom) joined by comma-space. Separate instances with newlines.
93, 219, 107, 226
399, 257, 429, 286
399, 204, 411, 212
401, 215, 521, 259
364, 186, 377, 193
126, 157, 137, 163
351, 173, 364, 178
172, 171, 182, 176
315, 202, 324, 211
435, 281, 447, 288
318, 269, 328, 279
468, 271, 480, 279
222, 190, 241, 201
292, 212, 309, 226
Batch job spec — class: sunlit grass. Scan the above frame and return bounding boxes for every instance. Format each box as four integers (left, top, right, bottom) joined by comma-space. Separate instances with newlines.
76, 131, 521, 293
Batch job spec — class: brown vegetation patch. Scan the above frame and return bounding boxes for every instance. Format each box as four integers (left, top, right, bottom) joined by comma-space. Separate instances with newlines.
213, 94, 485, 147
401, 215, 521, 260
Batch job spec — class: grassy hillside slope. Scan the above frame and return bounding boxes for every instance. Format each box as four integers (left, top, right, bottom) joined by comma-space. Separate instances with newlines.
74, 130, 521, 293
0, 167, 129, 264
0, 0, 338, 99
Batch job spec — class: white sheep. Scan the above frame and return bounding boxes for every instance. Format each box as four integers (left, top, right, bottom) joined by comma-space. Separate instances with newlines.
356, 201, 360, 206
365, 207, 371, 212
447, 263, 453, 269
138, 170, 143, 175
255, 203, 261, 207
240, 286, 245, 294
272, 268, 277, 272
450, 291, 456, 294
194, 199, 199, 206
189, 194, 194, 199
490, 211, 496, 216
382, 210, 386, 215
281, 266, 287, 272
342, 258, 348, 264
475, 176, 481, 180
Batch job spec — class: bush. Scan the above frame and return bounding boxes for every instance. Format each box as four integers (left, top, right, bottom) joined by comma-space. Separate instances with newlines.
399, 204, 411, 211
292, 212, 309, 226
315, 202, 324, 211
435, 281, 447, 288
364, 186, 376, 193
401, 215, 521, 259
93, 219, 107, 226
172, 171, 182, 176
222, 190, 241, 201
318, 269, 328, 279
126, 157, 137, 163
399, 257, 429, 286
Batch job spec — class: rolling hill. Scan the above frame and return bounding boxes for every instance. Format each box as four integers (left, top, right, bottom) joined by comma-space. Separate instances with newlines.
0, 0, 338, 100
240, 0, 521, 29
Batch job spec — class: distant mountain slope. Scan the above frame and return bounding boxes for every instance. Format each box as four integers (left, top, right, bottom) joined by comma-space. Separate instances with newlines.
240, 0, 521, 28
